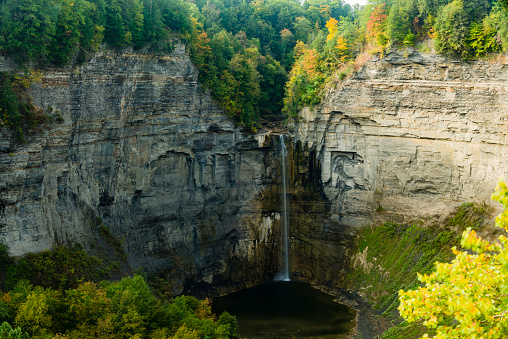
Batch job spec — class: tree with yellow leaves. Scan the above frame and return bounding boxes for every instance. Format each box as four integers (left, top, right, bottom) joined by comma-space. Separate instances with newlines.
282, 41, 324, 118
399, 180, 508, 338
325, 17, 339, 41
324, 17, 351, 65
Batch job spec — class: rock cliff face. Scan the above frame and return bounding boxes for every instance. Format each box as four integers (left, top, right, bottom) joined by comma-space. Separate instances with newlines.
0, 44, 285, 295
1, 46, 507, 297
290, 50, 508, 286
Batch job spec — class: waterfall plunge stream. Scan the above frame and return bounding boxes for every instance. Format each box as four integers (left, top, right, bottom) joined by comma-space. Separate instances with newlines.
278, 134, 290, 281
211, 135, 357, 338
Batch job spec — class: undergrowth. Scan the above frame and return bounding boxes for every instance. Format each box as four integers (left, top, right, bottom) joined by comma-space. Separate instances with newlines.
0, 71, 49, 142
0, 243, 120, 292
98, 224, 126, 260
344, 202, 492, 339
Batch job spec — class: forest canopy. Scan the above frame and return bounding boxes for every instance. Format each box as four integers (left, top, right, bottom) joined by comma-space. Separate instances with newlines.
0, 245, 240, 339
0, 275, 240, 339
0, 0, 506, 128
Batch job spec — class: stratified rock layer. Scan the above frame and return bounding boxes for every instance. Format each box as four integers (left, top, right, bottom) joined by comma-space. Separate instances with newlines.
293, 50, 508, 223
0, 45, 282, 294
1, 47, 507, 298
290, 50, 508, 285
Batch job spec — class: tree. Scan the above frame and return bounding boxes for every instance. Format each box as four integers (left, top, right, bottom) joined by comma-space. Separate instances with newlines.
0, 322, 29, 339
123, 0, 145, 49
104, 0, 127, 47
170, 324, 200, 339
103, 275, 159, 334
282, 41, 324, 118
303, 0, 333, 29
280, 28, 295, 52
324, 17, 352, 64
202, 0, 222, 32
482, 5, 508, 53
227, 48, 261, 129
192, 30, 219, 90
48, 0, 103, 65
294, 16, 312, 43
501, 0, 508, 11
142, 0, 169, 52
65, 282, 111, 329
399, 180, 508, 338
1, 0, 58, 61
210, 30, 235, 72
387, 0, 418, 45
15, 289, 59, 336
433, 0, 470, 56
257, 54, 286, 117
216, 312, 239, 339
468, 20, 501, 57
0, 271, 235, 338
77, 2, 105, 62
366, 3, 388, 49
325, 17, 339, 41
157, 0, 192, 35
417, 0, 450, 19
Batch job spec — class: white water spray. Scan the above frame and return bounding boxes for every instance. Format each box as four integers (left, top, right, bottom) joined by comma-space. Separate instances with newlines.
278, 134, 290, 281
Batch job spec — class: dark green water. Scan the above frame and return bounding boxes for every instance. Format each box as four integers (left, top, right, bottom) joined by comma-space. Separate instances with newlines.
212, 281, 356, 339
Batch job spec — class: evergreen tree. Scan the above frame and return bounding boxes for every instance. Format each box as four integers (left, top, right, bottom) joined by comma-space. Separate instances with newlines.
104, 0, 126, 47
434, 0, 470, 56
2, 0, 58, 61
387, 0, 418, 45
143, 1, 169, 51
123, 0, 144, 49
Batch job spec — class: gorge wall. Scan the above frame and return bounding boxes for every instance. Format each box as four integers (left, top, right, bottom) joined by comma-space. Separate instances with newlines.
0, 44, 286, 295
289, 50, 508, 287
1, 46, 507, 297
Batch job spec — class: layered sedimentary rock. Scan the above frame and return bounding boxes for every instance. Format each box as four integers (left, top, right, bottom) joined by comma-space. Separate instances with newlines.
290, 50, 508, 285
0, 45, 283, 294
1, 45, 507, 299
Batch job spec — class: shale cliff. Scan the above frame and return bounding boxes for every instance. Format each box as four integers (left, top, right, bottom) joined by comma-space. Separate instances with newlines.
289, 50, 508, 286
1, 46, 508, 301
0, 44, 285, 295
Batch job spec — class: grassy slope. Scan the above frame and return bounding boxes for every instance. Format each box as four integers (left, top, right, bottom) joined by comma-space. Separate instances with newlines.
341, 203, 493, 338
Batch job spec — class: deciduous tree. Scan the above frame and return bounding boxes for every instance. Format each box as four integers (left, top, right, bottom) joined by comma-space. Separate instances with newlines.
399, 180, 508, 338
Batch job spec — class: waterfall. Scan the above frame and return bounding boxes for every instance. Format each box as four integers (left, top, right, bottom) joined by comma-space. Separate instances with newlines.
278, 134, 290, 281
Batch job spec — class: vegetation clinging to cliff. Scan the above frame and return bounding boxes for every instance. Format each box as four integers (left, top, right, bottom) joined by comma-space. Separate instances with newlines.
282, 0, 508, 118
0, 0, 193, 63
399, 181, 508, 338
343, 202, 493, 338
0, 0, 354, 131
0, 71, 49, 142
0, 243, 121, 292
187, 0, 352, 130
